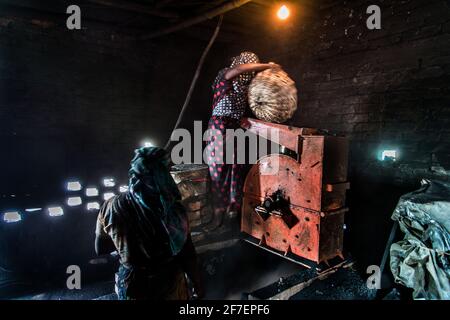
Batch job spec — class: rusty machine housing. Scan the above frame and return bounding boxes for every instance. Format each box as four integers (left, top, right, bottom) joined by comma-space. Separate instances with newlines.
240, 118, 350, 266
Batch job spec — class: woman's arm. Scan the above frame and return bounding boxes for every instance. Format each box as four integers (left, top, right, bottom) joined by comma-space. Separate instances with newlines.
94, 214, 116, 255
95, 233, 116, 255
224, 63, 280, 80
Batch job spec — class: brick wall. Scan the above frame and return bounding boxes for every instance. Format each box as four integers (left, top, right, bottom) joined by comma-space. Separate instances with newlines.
1, 0, 449, 283
0, 18, 228, 203
0, 16, 229, 281
244, 0, 450, 184
238, 0, 450, 265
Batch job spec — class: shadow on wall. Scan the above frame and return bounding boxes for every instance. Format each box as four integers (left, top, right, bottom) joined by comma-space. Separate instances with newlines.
345, 69, 450, 277
0, 20, 234, 298
0, 207, 119, 299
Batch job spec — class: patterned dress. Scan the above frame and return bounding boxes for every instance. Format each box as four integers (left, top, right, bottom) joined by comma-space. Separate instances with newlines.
206, 67, 253, 212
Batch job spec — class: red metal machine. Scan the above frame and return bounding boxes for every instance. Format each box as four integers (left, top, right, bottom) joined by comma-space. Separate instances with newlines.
240, 118, 350, 267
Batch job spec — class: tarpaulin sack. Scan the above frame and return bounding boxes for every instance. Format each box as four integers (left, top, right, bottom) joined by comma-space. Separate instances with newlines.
390, 179, 450, 300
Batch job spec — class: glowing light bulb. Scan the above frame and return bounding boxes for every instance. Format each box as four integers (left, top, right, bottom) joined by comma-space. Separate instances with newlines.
277, 5, 290, 20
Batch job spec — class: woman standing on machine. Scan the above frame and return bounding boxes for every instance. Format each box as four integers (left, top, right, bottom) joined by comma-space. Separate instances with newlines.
205, 51, 280, 230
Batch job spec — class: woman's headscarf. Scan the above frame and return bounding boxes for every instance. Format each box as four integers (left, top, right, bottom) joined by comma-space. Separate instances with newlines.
128, 147, 188, 256
230, 51, 260, 67
230, 51, 260, 88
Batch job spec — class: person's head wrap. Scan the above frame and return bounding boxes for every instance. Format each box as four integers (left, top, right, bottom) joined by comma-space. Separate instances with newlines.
128, 147, 188, 256
230, 51, 260, 67
230, 51, 260, 87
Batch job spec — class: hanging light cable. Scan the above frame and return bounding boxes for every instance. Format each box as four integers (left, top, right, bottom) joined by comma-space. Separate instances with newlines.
164, 15, 224, 150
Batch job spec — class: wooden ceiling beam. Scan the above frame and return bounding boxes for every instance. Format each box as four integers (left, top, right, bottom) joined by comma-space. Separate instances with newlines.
141, 0, 253, 40
86, 0, 179, 19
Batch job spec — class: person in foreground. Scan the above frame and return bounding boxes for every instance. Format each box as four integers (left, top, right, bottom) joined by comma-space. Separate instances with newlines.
95, 147, 203, 300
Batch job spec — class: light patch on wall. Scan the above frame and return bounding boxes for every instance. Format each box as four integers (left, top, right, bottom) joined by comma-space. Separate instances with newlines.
67, 181, 82, 191
103, 178, 115, 187
86, 187, 99, 197
25, 208, 42, 212
381, 150, 397, 161
119, 185, 128, 193
67, 197, 82, 206
48, 206, 64, 217
3, 211, 21, 223
103, 192, 115, 201
87, 202, 100, 210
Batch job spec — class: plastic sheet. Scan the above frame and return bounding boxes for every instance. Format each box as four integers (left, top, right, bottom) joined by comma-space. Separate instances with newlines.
390, 179, 450, 300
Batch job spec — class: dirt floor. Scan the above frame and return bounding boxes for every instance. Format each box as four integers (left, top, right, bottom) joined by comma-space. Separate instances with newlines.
11, 240, 374, 300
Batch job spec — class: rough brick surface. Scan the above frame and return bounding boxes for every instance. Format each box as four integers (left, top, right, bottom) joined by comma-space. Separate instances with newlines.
234, 0, 450, 265
243, 0, 450, 187
0, 19, 229, 203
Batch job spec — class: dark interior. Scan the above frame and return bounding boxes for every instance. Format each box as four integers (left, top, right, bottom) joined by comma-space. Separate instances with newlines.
0, 0, 449, 300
